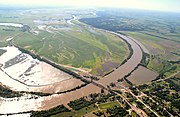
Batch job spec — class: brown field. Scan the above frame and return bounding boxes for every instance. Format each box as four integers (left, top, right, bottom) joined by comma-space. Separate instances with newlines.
127, 66, 158, 85
39, 33, 143, 110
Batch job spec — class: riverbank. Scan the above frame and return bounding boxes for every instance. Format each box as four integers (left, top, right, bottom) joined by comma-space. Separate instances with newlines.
0, 28, 144, 115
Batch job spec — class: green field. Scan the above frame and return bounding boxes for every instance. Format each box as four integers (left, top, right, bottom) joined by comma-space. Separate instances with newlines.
0, 9, 128, 76
123, 31, 180, 75
80, 9, 180, 77
52, 104, 97, 117
99, 101, 119, 109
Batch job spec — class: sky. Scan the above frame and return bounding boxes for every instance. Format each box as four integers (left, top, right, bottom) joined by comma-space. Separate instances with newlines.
0, 0, 180, 12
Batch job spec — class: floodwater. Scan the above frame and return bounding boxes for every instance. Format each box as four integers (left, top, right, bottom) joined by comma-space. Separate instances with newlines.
98, 33, 143, 85
0, 32, 144, 114
0, 46, 83, 93
39, 32, 144, 110
128, 36, 149, 54
127, 66, 158, 85
0, 23, 23, 28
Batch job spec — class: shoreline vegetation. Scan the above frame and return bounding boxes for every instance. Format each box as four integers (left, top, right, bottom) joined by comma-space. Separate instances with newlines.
0, 22, 133, 97
0, 8, 179, 116
14, 44, 91, 84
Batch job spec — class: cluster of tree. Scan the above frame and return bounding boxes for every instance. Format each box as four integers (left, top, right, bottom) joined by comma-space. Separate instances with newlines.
166, 105, 179, 116
118, 37, 133, 66
56, 83, 87, 94
171, 99, 180, 111
109, 82, 116, 87
30, 105, 70, 117
83, 75, 99, 81
142, 96, 170, 116
23, 91, 51, 97
135, 100, 156, 117
140, 52, 150, 67
68, 92, 117, 110
138, 78, 180, 116
106, 105, 129, 117
103, 69, 115, 77
168, 60, 180, 64
0, 111, 31, 116
166, 77, 180, 92
152, 73, 166, 81
93, 110, 104, 116
171, 52, 180, 56
129, 86, 139, 96
20, 83, 88, 97
117, 78, 124, 82
125, 92, 134, 100
138, 84, 148, 90
0, 49, 6, 56
153, 64, 177, 81
14, 45, 90, 84
68, 97, 92, 110
89, 93, 100, 100
98, 93, 115, 103
92, 95, 130, 117
80, 17, 145, 32
135, 100, 144, 109
0, 85, 22, 98
20, 25, 30, 32
143, 108, 157, 117
2, 29, 15, 31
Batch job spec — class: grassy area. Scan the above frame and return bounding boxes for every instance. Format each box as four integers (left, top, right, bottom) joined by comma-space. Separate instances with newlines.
99, 101, 119, 110
0, 9, 128, 76
122, 31, 179, 75
52, 96, 126, 117
80, 8, 180, 76
52, 104, 97, 117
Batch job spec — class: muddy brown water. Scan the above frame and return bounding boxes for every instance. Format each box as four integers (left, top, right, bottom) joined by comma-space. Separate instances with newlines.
99, 34, 142, 85
127, 66, 158, 85
0, 32, 144, 113
39, 33, 143, 110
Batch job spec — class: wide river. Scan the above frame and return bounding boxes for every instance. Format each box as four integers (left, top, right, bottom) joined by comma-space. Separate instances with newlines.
0, 31, 143, 114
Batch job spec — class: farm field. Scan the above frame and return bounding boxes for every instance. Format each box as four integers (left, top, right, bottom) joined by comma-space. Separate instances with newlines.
123, 31, 180, 75
127, 66, 158, 85
0, 7, 180, 117
0, 9, 128, 76
80, 9, 180, 78
0, 46, 84, 93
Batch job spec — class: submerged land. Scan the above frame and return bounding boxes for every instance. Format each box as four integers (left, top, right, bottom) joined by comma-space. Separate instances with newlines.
0, 7, 179, 117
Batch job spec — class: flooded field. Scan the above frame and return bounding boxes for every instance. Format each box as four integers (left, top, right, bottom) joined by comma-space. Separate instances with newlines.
33, 78, 84, 93
38, 33, 144, 111
0, 23, 23, 28
0, 46, 83, 93
0, 94, 44, 114
98, 33, 143, 85
0, 33, 144, 114
127, 66, 158, 85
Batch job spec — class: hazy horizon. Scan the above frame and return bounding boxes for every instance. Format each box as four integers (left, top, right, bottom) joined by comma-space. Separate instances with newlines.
0, 0, 180, 13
